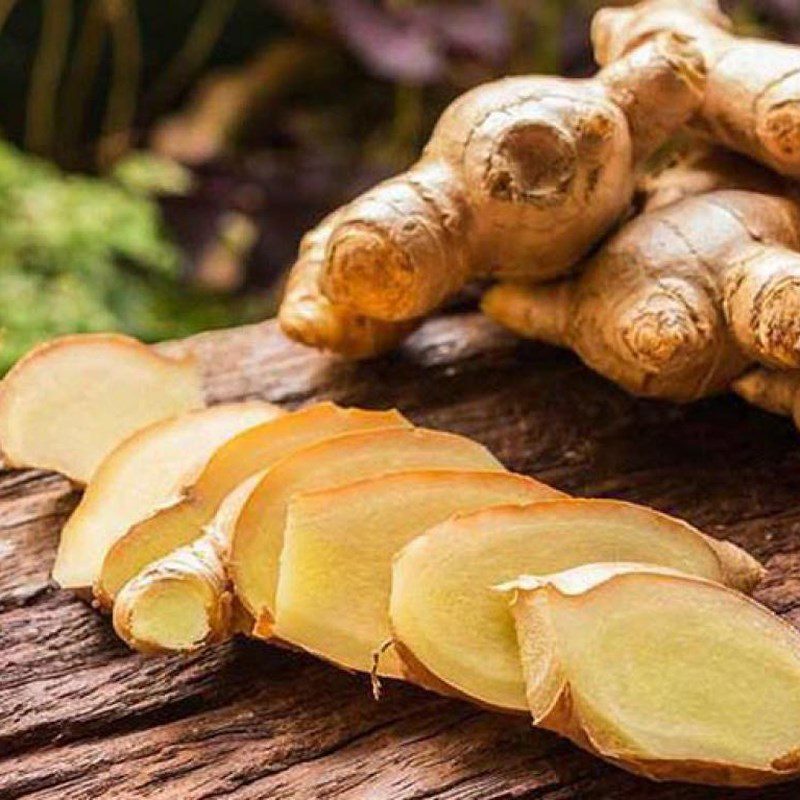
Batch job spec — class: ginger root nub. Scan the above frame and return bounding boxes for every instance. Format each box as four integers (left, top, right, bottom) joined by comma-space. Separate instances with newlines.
723, 243, 800, 370
278, 212, 417, 358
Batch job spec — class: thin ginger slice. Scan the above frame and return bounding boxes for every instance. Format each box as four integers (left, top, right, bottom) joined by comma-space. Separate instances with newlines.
273, 470, 563, 677
112, 472, 263, 654
507, 563, 800, 786
52, 401, 281, 589
389, 499, 764, 712
230, 427, 505, 631
96, 403, 409, 606
0, 333, 204, 484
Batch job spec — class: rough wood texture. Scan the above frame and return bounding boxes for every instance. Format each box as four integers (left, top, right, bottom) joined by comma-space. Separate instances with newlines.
2, 313, 799, 799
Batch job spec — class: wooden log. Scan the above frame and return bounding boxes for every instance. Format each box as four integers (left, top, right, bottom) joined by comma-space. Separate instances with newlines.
1, 313, 798, 799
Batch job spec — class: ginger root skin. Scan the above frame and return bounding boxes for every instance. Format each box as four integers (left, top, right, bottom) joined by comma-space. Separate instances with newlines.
112, 473, 260, 655
278, 212, 418, 359
593, 0, 800, 179
278, 32, 705, 356
484, 180, 800, 402
507, 563, 800, 787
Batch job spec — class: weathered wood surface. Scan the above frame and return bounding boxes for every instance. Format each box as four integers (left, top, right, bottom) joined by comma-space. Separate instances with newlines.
2, 312, 799, 800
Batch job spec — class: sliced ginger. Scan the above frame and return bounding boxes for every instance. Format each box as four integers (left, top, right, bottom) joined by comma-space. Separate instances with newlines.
96, 403, 409, 606
52, 401, 281, 589
112, 472, 262, 654
230, 427, 505, 631
507, 563, 800, 786
0, 333, 204, 484
273, 470, 563, 676
389, 499, 763, 712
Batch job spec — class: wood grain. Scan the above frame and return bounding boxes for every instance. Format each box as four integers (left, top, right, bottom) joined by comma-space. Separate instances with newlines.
2, 313, 799, 799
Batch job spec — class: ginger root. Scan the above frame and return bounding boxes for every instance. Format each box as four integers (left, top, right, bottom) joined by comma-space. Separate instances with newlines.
733, 368, 800, 425
507, 563, 800, 786
278, 33, 705, 356
483, 176, 800, 401
230, 427, 505, 632
52, 401, 281, 590
112, 473, 261, 654
0, 334, 204, 484
273, 470, 562, 677
390, 499, 762, 712
95, 402, 408, 607
593, 0, 800, 179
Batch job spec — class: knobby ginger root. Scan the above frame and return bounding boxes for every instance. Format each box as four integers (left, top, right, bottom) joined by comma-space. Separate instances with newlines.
734, 368, 800, 425
273, 470, 563, 677
593, 0, 800, 179
278, 213, 419, 358
230, 427, 505, 632
52, 402, 282, 589
96, 403, 409, 607
0, 334, 204, 484
112, 473, 261, 654
278, 33, 705, 355
639, 143, 784, 214
389, 499, 763, 712
483, 184, 800, 402
507, 563, 800, 786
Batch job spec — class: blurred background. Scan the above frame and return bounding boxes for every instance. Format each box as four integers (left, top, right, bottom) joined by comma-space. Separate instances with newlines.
0, 0, 795, 370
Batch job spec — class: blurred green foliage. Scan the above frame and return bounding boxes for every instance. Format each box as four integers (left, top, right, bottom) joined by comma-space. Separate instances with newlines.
0, 142, 268, 370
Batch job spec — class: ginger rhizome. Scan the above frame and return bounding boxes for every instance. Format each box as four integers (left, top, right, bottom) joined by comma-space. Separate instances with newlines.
593, 0, 800, 179
230, 427, 505, 633
95, 403, 408, 607
52, 401, 281, 589
734, 368, 800, 428
112, 473, 261, 654
389, 499, 762, 712
0, 334, 204, 484
273, 470, 563, 676
483, 181, 800, 402
278, 33, 705, 356
507, 564, 800, 786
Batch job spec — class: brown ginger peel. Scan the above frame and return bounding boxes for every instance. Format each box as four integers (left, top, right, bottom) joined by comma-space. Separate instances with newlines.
484, 165, 800, 401
592, 0, 800, 178
279, 32, 705, 356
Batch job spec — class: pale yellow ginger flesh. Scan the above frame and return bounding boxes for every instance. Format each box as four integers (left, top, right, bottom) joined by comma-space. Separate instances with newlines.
508, 564, 800, 786
592, 0, 800, 179
273, 470, 563, 676
96, 403, 409, 606
52, 402, 281, 589
278, 32, 705, 356
230, 427, 505, 630
118, 577, 217, 656
0, 334, 204, 484
389, 499, 763, 712
112, 473, 263, 654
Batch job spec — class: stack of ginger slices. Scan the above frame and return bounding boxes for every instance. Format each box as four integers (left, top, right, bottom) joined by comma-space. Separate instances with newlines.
2, 334, 799, 788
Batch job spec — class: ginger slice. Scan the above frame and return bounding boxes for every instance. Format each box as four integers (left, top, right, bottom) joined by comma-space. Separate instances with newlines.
112, 472, 262, 654
52, 401, 281, 589
389, 499, 764, 712
0, 333, 205, 484
273, 470, 563, 677
96, 403, 408, 606
507, 564, 800, 787
230, 427, 505, 631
